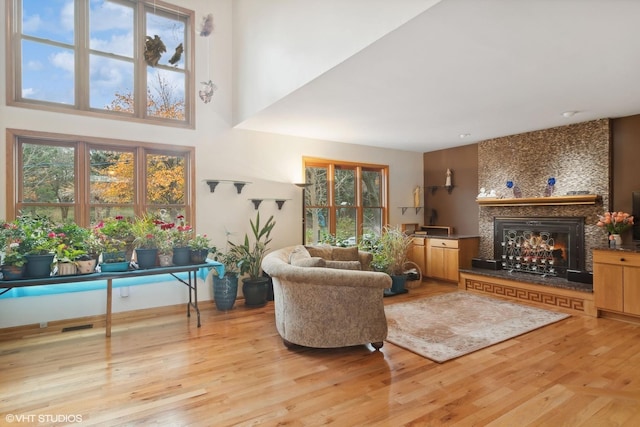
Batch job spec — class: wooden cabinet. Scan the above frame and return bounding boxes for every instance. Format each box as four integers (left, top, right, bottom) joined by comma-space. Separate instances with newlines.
407, 236, 479, 283
594, 249, 640, 317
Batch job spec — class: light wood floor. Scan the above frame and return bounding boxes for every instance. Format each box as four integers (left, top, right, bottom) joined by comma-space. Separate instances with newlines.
1, 281, 640, 426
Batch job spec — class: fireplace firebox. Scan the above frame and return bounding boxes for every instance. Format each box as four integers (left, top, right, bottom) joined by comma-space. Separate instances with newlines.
493, 217, 585, 278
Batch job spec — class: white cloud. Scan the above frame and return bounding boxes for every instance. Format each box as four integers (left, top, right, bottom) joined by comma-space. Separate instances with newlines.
25, 60, 43, 71
22, 88, 36, 97
49, 51, 75, 73
22, 14, 42, 34
60, 1, 75, 32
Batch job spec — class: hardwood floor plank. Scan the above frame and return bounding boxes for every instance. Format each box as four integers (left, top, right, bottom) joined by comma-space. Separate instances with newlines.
1, 282, 640, 426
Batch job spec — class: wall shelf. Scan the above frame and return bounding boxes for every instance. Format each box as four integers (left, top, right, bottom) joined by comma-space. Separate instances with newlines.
399, 206, 423, 214
426, 185, 454, 195
250, 199, 291, 210
204, 180, 251, 194
476, 194, 601, 207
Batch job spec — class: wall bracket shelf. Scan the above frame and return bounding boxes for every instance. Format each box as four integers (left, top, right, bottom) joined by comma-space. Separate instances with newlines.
427, 185, 454, 195
250, 199, 291, 210
205, 180, 251, 194
399, 207, 423, 214
476, 194, 600, 207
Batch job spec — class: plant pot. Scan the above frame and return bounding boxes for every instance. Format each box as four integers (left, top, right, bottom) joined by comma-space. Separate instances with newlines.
76, 258, 97, 274
57, 262, 77, 276
1, 264, 25, 280
102, 251, 127, 264
172, 246, 191, 265
100, 261, 129, 272
611, 234, 623, 247
135, 248, 158, 269
242, 276, 269, 308
158, 253, 173, 267
190, 249, 209, 264
213, 273, 238, 311
24, 254, 55, 278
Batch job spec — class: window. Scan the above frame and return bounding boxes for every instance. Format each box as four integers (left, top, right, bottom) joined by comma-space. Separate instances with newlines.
303, 158, 388, 245
7, 129, 195, 227
7, 0, 194, 127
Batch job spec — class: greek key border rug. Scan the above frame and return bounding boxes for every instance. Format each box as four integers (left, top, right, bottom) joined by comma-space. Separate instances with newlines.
384, 292, 570, 363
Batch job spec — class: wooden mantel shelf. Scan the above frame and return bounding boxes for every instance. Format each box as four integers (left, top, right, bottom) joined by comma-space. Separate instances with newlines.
477, 194, 600, 207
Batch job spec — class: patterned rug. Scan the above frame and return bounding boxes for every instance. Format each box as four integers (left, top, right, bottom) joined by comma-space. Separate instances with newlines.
385, 292, 570, 363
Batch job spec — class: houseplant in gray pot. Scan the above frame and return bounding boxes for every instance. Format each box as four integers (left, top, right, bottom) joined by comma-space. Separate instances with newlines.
211, 246, 240, 311
229, 212, 276, 307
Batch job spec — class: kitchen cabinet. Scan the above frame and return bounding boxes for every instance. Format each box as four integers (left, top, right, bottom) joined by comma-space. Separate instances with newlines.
593, 249, 640, 317
408, 236, 479, 283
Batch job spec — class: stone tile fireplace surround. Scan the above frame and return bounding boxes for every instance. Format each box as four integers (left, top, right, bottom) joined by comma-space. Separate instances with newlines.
477, 119, 611, 272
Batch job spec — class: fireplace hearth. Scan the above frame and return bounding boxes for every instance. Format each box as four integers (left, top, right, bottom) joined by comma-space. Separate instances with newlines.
493, 217, 585, 278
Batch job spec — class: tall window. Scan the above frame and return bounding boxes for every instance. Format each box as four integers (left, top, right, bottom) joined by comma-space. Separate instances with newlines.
7, 130, 194, 227
7, 0, 194, 126
304, 158, 388, 245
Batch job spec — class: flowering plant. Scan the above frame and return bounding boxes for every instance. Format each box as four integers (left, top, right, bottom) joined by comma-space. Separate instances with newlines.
597, 211, 635, 235
171, 215, 193, 247
15, 214, 61, 255
189, 234, 215, 252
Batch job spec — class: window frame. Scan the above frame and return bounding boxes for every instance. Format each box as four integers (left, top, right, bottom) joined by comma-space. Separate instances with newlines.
303, 157, 388, 245
5, 128, 196, 228
5, 0, 195, 128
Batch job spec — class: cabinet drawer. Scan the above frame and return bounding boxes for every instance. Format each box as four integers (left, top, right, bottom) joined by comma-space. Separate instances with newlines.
411, 237, 426, 246
429, 238, 459, 249
593, 250, 640, 268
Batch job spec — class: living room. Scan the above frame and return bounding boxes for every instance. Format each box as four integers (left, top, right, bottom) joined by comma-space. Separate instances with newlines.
2, 1, 640, 424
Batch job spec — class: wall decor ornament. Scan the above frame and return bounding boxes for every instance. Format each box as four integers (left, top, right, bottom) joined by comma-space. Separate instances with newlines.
199, 13, 214, 37
199, 80, 216, 103
544, 177, 556, 197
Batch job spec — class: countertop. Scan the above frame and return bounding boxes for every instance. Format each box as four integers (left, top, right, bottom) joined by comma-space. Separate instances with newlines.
594, 244, 640, 253
410, 234, 480, 240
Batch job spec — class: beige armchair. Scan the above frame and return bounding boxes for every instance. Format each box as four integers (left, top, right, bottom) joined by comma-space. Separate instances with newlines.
261, 245, 391, 350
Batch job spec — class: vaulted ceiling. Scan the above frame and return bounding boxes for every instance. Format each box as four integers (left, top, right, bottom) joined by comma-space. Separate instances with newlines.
233, 0, 640, 153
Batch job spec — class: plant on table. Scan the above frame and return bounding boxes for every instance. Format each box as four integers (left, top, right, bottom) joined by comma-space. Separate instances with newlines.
15, 214, 61, 255
596, 211, 635, 235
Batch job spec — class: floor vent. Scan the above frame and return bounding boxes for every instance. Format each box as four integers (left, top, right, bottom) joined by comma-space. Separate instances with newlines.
62, 324, 93, 332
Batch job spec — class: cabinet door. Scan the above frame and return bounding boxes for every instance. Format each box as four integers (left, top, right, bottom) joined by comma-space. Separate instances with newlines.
408, 238, 426, 277
444, 248, 459, 282
593, 262, 624, 312
430, 246, 445, 279
623, 266, 640, 315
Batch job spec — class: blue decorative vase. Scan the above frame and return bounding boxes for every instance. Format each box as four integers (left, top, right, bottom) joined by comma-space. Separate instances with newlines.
213, 273, 238, 311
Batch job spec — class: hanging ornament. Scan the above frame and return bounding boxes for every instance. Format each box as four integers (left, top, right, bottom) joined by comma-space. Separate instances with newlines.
200, 13, 214, 37
199, 80, 217, 103
168, 43, 183, 65
144, 35, 166, 67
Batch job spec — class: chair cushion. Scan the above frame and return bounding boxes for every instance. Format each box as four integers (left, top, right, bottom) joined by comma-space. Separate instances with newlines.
331, 246, 359, 261
305, 245, 333, 260
293, 257, 326, 268
325, 260, 362, 270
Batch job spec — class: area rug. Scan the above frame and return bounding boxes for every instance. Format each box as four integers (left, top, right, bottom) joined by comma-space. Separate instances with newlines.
384, 292, 570, 363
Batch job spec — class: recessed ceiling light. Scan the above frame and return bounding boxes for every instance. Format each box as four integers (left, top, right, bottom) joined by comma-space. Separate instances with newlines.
459, 133, 471, 138
562, 111, 577, 118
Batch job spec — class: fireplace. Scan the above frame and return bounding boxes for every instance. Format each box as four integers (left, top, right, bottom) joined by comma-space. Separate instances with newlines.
493, 217, 585, 278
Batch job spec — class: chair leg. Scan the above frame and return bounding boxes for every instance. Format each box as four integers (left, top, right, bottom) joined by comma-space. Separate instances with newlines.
283, 338, 295, 349
371, 341, 384, 350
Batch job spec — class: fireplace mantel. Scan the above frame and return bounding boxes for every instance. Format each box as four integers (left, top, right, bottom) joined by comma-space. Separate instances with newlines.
477, 194, 600, 207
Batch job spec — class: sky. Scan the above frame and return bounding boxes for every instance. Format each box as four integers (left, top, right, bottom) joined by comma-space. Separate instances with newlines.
21, 0, 186, 109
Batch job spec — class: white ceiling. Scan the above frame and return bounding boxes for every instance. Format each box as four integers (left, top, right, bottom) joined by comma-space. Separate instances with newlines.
234, 0, 640, 153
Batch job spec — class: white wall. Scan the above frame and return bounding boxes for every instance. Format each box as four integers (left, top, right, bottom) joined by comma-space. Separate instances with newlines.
0, 0, 423, 328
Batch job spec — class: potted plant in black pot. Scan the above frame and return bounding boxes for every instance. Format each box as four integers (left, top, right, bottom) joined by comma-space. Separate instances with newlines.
377, 225, 413, 296
229, 212, 276, 307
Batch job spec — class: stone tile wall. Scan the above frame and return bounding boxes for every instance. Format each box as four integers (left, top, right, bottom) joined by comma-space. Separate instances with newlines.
477, 119, 611, 271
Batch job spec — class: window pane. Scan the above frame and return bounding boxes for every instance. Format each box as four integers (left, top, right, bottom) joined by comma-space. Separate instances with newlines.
90, 1, 134, 57
335, 168, 355, 206
362, 170, 382, 207
90, 149, 135, 205
305, 167, 327, 206
146, 69, 185, 120
145, 10, 186, 69
22, 0, 74, 44
21, 40, 74, 104
363, 208, 383, 237
304, 208, 328, 245
146, 153, 186, 205
90, 206, 135, 224
336, 208, 357, 246
91, 55, 134, 110
19, 206, 75, 223
22, 143, 75, 204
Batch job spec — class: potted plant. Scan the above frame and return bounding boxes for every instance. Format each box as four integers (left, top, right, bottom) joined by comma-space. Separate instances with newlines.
94, 216, 134, 261
16, 214, 60, 278
597, 211, 635, 247
377, 225, 413, 295
131, 214, 161, 269
170, 214, 193, 265
228, 213, 276, 307
1, 219, 27, 280
188, 234, 215, 264
156, 228, 174, 267
211, 246, 241, 311
53, 221, 92, 275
